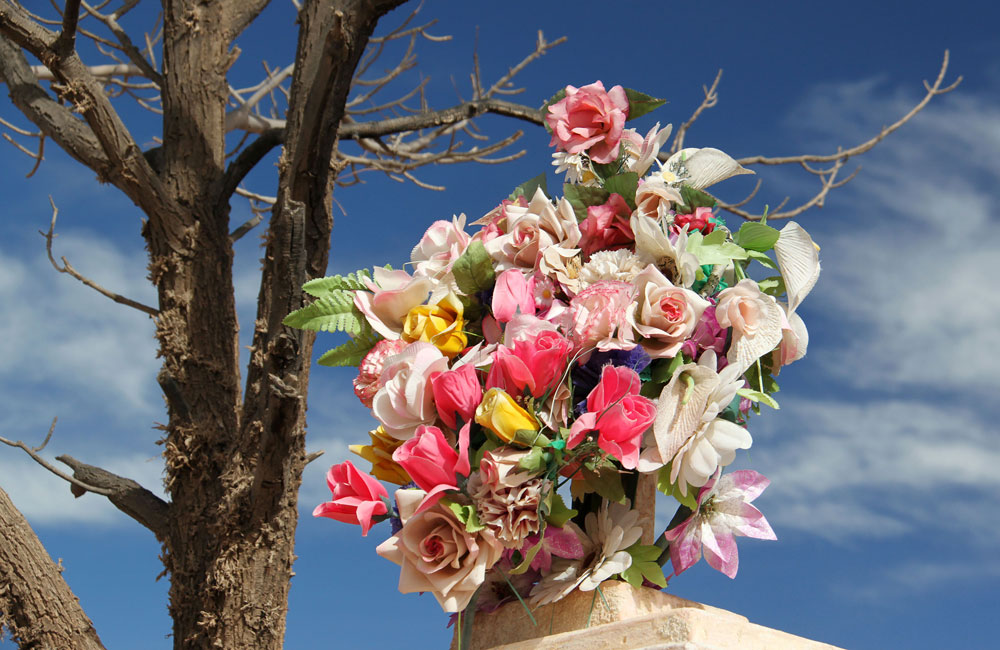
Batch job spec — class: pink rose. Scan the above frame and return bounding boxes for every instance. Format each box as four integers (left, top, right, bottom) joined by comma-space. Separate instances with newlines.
635, 177, 682, 220
569, 280, 637, 352
371, 342, 450, 439
376, 490, 504, 612
353, 338, 408, 407
715, 279, 784, 374
429, 363, 482, 430
393, 424, 470, 514
674, 207, 716, 234
492, 269, 536, 323
578, 193, 634, 258
313, 461, 388, 536
411, 214, 471, 282
566, 366, 655, 469
629, 265, 710, 359
546, 81, 629, 164
482, 188, 580, 272
485, 329, 572, 399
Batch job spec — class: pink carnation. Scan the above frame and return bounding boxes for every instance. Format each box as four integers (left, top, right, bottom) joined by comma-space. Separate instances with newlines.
546, 81, 629, 164
353, 339, 408, 407
569, 280, 637, 352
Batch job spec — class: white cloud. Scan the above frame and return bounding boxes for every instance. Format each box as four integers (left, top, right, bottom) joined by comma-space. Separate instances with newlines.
0, 232, 160, 422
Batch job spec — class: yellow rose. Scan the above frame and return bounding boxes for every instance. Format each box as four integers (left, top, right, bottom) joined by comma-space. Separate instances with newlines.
349, 426, 411, 485
401, 292, 467, 358
475, 388, 539, 445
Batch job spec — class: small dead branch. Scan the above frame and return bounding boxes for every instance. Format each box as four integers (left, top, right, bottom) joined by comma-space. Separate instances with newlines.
40, 198, 159, 317
717, 51, 961, 221
0, 419, 113, 498
670, 68, 722, 154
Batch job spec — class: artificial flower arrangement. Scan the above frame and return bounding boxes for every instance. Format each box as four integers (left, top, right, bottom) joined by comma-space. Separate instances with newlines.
286, 81, 820, 634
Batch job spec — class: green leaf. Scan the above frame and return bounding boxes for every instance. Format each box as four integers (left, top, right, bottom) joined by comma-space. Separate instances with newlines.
621, 543, 668, 588
677, 184, 717, 213
512, 428, 551, 448
582, 467, 626, 504
735, 222, 781, 252
317, 326, 381, 368
736, 387, 780, 410
603, 172, 639, 209
563, 183, 610, 222
541, 88, 567, 133
452, 241, 496, 296
746, 249, 779, 270
544, 493, 577, 528
445, 501, 486, 533
623, 88, 667, 121
283, 291, 363, 334
301, 269, 371, 297
685, 230, 748, 266
517, 447, 548, 474
510, 538, 545, 575
757, 275, 786, 297
656, 464, 698, 510
508, 172, 548, 202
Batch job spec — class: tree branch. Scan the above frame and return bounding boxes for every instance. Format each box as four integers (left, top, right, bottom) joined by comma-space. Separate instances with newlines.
0, 1, 166, 211
0, 484, 106, 650
41, 197, 159, 317
56, 455, 170, 541
669, 68, 721, 155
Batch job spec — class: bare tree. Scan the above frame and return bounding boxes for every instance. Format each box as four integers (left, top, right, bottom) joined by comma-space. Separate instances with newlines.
0, 1, 958, 648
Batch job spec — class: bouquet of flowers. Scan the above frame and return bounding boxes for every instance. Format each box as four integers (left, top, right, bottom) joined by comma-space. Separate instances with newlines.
286, 81, 820, 624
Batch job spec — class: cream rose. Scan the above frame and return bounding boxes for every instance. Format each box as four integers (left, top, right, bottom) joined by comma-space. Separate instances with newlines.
371, 342, 449, 440
715, 279, 784, 374
484, 187, 581, 271
377, 490, 503, 612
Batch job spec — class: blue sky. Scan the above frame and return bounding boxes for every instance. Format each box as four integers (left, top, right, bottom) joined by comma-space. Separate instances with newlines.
2, 1, 999, 648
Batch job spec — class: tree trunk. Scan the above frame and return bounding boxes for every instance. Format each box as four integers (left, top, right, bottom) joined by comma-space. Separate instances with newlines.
149, 2, 404, 648
0, 485, 106, 650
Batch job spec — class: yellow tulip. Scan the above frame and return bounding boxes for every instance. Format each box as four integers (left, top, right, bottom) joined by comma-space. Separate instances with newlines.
401, 292, 467, 358
475, 388, 539, 446
349, 426, 411, 485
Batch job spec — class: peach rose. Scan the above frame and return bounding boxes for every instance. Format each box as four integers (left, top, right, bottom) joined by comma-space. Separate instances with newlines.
628, 265, 710, 358
376, 490, 503, 612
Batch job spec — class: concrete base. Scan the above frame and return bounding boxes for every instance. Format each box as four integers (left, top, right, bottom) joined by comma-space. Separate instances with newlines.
451, 581, 843, 650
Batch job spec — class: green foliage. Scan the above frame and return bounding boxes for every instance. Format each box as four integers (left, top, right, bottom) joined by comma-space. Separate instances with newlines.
686, 229, 748, 266
757, 275, 786, 297
621, 542, 668, 588
737, 387, 780, 410
734, 222, 781, 252
301, 269, 371, 298
656, 464, 698, 510
563, 183, 610, 222
518, 446, 549, 474
603, 172, 639, 209
543, 492, 577, 528
746, 249, 779, 270
283, 291, 364, 334
317, 325, 381, 368
508, 172, 548, 202
623, 88, 667, 121
444, 500, 486, 533
578, 467, 626, 504
677, 184, 717, 213
452, 241, 496, 295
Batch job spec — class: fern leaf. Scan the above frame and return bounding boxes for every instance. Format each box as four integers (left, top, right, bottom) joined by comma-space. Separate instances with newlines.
302, 269, 371, 297
283, 290, 363, 334
317, 327, 382, 367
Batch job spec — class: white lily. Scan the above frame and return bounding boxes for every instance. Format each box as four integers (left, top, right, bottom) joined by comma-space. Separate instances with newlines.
657, 147, 754, 190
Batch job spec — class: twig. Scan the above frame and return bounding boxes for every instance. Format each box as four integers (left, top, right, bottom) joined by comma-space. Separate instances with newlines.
40, 197, 159, 316
0, 420, 114, 498
670, 69, 722, 154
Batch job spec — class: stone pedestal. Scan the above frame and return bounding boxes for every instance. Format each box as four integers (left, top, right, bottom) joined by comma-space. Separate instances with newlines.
451, 581, 843, 650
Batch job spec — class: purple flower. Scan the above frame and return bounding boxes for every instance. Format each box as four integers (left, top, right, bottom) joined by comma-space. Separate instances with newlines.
663, 470, 776, 579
